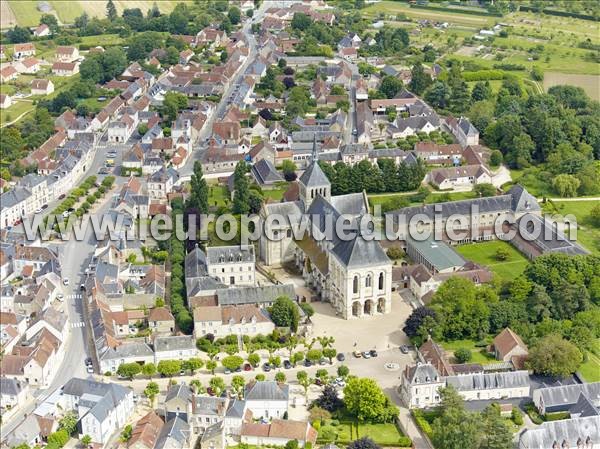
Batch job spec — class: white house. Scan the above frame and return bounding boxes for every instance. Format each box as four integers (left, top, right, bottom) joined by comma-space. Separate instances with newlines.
147, 166, 179, 200
14, 57, 40, 74
0, 378, 29, 410
30, 79, 54, 96
33, 24, 51, 37
241, 419, 318, 447
153, 335, 198, 363
206, 245, 256, 286
55, 46, 79, 62
447, 116, 479, 147
400, 363, 445, 409
0, 94, 12, 109
193, 304, 275, 339
244, 381, 289, 420
427, 164, 492, 190
60, 378, 134, 444
107, 113, 137, 143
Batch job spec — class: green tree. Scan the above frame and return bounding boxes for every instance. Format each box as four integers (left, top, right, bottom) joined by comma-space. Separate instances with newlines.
297, 370, 310, 396
222, 355, 244, 371
40, 14, 59, 33
182, 358, 204, 374
527, 334, 583, 377
144, 381, 160, 402
209, 376, 226, 396
231, 375, 245, 397
471, 81, 493, 102
206, 360, 217, 375
47, 430, 69, 448
337, 365, 350, 378
81, 435, 92, 447
141, 362, 156, 378
431, 387, 480, 449
228, 6, 241, 24
157, 360, 181, 377
106, 0, 117, 20
323, 348, 337, 363
425, 81, 450, 109
161, 92, 188, 123
58, 412, 78, 435
189, 161, 209, 212
306, 349, 323, 363
232, 161, 250, 214
495, 246, 510, 261
479, 405, 514, 449
275, 371, 287, 383
117, 362, 142, 380
343, 378, 397, 423
268, 296, 300, 331
551, 174, 581, 197
379, 76, 404, 99
119, 425, 133, 443
454, 348, 472, 363
247, 352, 260, 367
473, 183, 496, 197
409, 62, 432, 96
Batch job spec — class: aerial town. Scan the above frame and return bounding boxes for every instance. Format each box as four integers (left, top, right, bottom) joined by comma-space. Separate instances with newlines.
0, 1, 599, 449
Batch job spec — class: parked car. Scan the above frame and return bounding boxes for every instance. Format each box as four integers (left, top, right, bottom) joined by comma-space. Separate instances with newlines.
224, 368, 231, 374
319, 358, 328, 366
283, 360, 292, 369
86, 365, 94, 374
85, 358, 92, 367
362, 351, 371, 359
303, 359, 313, 367
63, 278, 69, 286
353, 351, 362, 358
315, 379, 323, 386
243, 363, 252, 371
35, 207, 43, 214
207, 387, 215, 396
370, 350, 378, 358
400, 345, 409, 354
336, 353, 345, 362
262, 363, 271, 372
41, 204, 48, 209
56, 293, 64, 301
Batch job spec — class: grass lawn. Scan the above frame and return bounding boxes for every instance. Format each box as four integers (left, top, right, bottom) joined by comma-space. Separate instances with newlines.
319, 418, 408, 446
208, 184, 230, 209
440, 339, 497, 365
79, 34, 126, 48
544, 200, 600, 256
579, 348, 600, 382
50, 1, 84, 24
7, 0, 44, 27
456, 240, 530, 281
0, 100, 35, 127
262, 182, 289, 202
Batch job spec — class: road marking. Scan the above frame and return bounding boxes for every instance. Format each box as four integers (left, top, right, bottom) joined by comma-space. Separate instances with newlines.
71, 322, 86, 328
67, 294, 82, 300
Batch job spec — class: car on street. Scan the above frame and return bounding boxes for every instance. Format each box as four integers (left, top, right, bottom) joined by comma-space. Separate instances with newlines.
63, 278, 69, 286
35, 207, 43, 214
400, 345, 409, 354
85, 358, 92, 366
353, 351, 362, 358
362, 351, 371, 359
56, 293, 64, 301
86, 365, 94, 374
224, 368, 232, 374
283, 360, 292, 369
304, 359, 313, 367
179, 370, 186, 376
319, 358, 328, 365
243, 363, 252, 371
41, 204, 48, 209
207, 387, 215, 396
336, 353, 345, 362
370, 350, 378, 357
98, 167, 109, 174
262, 363, 271, 372
235, 367, 242, 373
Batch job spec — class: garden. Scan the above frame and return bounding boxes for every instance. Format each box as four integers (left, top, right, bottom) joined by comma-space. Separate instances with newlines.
455, 240, 530, 281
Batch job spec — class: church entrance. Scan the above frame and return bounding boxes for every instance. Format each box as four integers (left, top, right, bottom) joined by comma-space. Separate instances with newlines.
377, 297, 385, 313
363, 300, 373, 315
352, 301, 360, 317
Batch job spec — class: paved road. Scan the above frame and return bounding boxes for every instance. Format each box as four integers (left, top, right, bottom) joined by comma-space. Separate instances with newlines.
180, 4, 267, 178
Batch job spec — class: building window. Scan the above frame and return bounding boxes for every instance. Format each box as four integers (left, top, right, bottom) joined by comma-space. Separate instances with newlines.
378, 272, 384, 290
353, 276, 359, 294
365, 275, 371, 287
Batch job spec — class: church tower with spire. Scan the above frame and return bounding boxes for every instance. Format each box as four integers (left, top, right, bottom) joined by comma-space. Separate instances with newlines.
298, 136, 330, 208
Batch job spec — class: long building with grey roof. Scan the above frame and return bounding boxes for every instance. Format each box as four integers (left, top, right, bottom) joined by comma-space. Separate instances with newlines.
518, 416, 600, 449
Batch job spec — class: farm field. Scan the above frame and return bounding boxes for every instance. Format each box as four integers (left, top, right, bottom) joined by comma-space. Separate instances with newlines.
544, 72, 600, 101
455, 240, 530, 281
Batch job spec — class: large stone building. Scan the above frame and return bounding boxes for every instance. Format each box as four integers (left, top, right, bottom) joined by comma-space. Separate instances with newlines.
259, 143, 392, 319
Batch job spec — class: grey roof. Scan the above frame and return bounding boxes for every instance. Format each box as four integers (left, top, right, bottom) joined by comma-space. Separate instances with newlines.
244, 381, 289, 402
263, 200, 304, 218
200, 421, 225, 444
165, 383, 192, 404
518, 416, 600, 449
206, 245, 255, 264
458, 117, 478, 137
330, 192, 367, 216
154, 335, 196, 353
407, 236, 465, 272
0, 377, 26, 396
405, 363, 441, 385
389, 185, 539, 223
193, 396, 227, 415
6, 414, 41, 447
1, 186, 31, 211
62, 378, 131, 422
537, 382, 600, 410
517, 214, 589, 256
570, 393, 600, 418
185, 245, 208, 278
445, 370, 530, 392
299, 161, 330, 188
217, 284, 295, 306
225, 399, 247, 418
99, 342, 154, 361
331, 236, 390, 268
155, 417, 189, 449
149, 166, 179, 183
187, 277, 227, 296
252, 159, 284, 185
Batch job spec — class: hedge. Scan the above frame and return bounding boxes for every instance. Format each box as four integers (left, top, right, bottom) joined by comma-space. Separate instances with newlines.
463, 70, 507, 81
409, 4, 503, 17
518, 5, 599, 21
545, 411, 571, 421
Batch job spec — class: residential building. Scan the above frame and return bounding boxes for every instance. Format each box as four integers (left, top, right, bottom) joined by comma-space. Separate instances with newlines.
0, 66, 18, 82
241, 419, 317, 447
13, 43, 35, 59
55, 46, 79, 62
30, 79, 54, 95
33, 24, 50, 37
14, 57, 40, 74
0, 377, 29, 410
128, 411, 164, 449
206, 245, 256, 287
147, 166, 180, 200
446, 116, 479, 147
193, 304, 275, 339
491, 328, 529, 365
154, 335, 197, 362
400, 362, 445, 409
60, 378, 134, 444
51, 61, 79, 76
147, 307, 175, 335
533, 383, 600, 415
427, 164, 492, 190
518, 416, 600, 449
244, 381, 289, 419
0, 93, 12, 109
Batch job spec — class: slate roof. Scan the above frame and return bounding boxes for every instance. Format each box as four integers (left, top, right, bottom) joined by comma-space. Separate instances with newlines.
225, 399, 247, 418
445, 370, 530, 392
536, 383, 600, 410
331, 236, 390, 268
404, 363, 441, 385
99, 342, 154, 361
193, 396, 227, 416
299, 161, 330, 188
244, 381, 289, 402
570, 393, 600, 418
216, 284, 295, 306
206, 245, 255, 264
518, 416, 600, 449
165, 383, 192, 403
0, 377, 26, 396
252, 159, 284, 185
61, 378, 131, 422
154, 335, 196, 353
155, 417, 189, 449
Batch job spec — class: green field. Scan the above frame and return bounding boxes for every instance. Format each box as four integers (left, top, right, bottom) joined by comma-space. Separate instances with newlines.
208, 184, 230, 209
319, 418, 408, 446
440, 339, 497, 365
456, 240, 530, 281
7, 1, 45, 27
545, 200, 600, 255
579, 349, 600, 382
0, 100, 35, 127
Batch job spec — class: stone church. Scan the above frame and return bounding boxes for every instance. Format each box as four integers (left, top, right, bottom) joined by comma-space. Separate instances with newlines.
259, 147, 392, 319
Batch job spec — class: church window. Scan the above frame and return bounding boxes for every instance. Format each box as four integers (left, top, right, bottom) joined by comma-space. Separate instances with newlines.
378, 272, 384, 290
353, 276, 359, 294
365, 275, 371, 287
